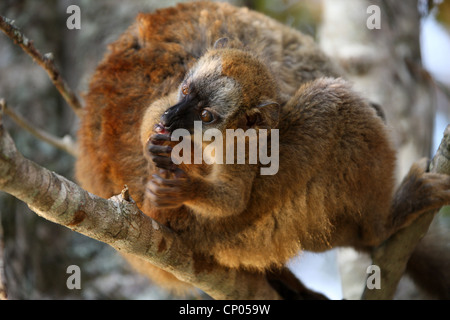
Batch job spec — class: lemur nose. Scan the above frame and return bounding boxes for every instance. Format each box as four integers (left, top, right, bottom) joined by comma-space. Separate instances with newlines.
160, 100, 184, 128
160, 109, 172, 127
160, 116, 168, 127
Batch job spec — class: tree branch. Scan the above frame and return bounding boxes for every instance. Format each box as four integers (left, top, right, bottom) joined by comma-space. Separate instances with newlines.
0, 109, 280, 300
362, 125, 450, 300
0, 208, 7, 300
0, 15, 83, 118
0, 99, 78, 157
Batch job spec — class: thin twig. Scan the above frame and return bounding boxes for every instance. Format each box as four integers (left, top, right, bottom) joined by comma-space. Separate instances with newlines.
121, 185, 131, 202
0, 99, 78, 157
0, 15, 83, 117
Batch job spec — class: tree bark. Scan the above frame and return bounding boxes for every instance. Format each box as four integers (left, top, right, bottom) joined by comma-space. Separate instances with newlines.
0, 112, 280, 300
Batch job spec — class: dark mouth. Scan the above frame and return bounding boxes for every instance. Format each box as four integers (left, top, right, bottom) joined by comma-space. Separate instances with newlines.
158, 119, 195, 135
154, 123, 170, 135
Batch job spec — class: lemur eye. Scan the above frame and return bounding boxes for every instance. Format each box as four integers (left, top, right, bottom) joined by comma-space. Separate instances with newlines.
181, 84, 189, 96
200, 109, 214, 123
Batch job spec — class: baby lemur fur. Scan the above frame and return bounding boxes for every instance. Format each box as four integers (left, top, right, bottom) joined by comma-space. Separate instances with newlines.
76, 2, 450, 298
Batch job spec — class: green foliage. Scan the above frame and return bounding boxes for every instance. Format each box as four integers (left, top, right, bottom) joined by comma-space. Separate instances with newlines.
246, 0, 322, 36
429, 0, 450, 30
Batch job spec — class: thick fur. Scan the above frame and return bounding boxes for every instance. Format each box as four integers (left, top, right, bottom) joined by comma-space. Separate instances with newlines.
76, 1, 340, 293
76, 2, 450, 297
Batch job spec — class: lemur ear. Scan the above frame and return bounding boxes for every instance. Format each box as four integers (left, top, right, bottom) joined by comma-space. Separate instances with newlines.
246, 101, 280, 130
213, 37, 229, 49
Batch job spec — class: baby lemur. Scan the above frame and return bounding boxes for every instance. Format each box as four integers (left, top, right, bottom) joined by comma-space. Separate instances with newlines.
76, 2, 450, 298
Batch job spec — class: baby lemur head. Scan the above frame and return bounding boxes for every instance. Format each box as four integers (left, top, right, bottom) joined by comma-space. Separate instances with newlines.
160, 38, 280, 134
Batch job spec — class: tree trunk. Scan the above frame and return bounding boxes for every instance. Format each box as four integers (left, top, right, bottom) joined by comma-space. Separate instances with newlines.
319, 0, 437, 299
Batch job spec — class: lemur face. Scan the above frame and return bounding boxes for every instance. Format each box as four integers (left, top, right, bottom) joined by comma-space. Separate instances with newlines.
159, 51, 241, 134
160, 48, 277, 134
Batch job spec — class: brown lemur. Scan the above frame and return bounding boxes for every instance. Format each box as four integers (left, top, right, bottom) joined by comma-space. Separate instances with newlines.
76, 2, 450, 298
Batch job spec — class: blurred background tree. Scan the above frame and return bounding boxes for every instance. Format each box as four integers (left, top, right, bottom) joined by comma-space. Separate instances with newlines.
0, 0, 448, 299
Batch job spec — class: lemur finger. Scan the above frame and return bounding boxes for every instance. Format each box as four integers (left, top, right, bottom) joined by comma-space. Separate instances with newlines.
172, 167, 188, 179
149, 133, 171, 145
147, 180, 180, 196
151, 155, 175, 170
148, 144, 172, 156
145, 186, 182, 208
151, 174, 185, 187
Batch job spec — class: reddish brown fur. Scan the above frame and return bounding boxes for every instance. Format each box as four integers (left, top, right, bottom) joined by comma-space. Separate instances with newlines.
220, 49, 279, 107
76, 2, 450, 297
76, 2, 340, 292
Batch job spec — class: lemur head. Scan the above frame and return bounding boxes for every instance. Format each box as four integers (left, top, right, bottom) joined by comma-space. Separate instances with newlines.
160, 38, 280, 134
